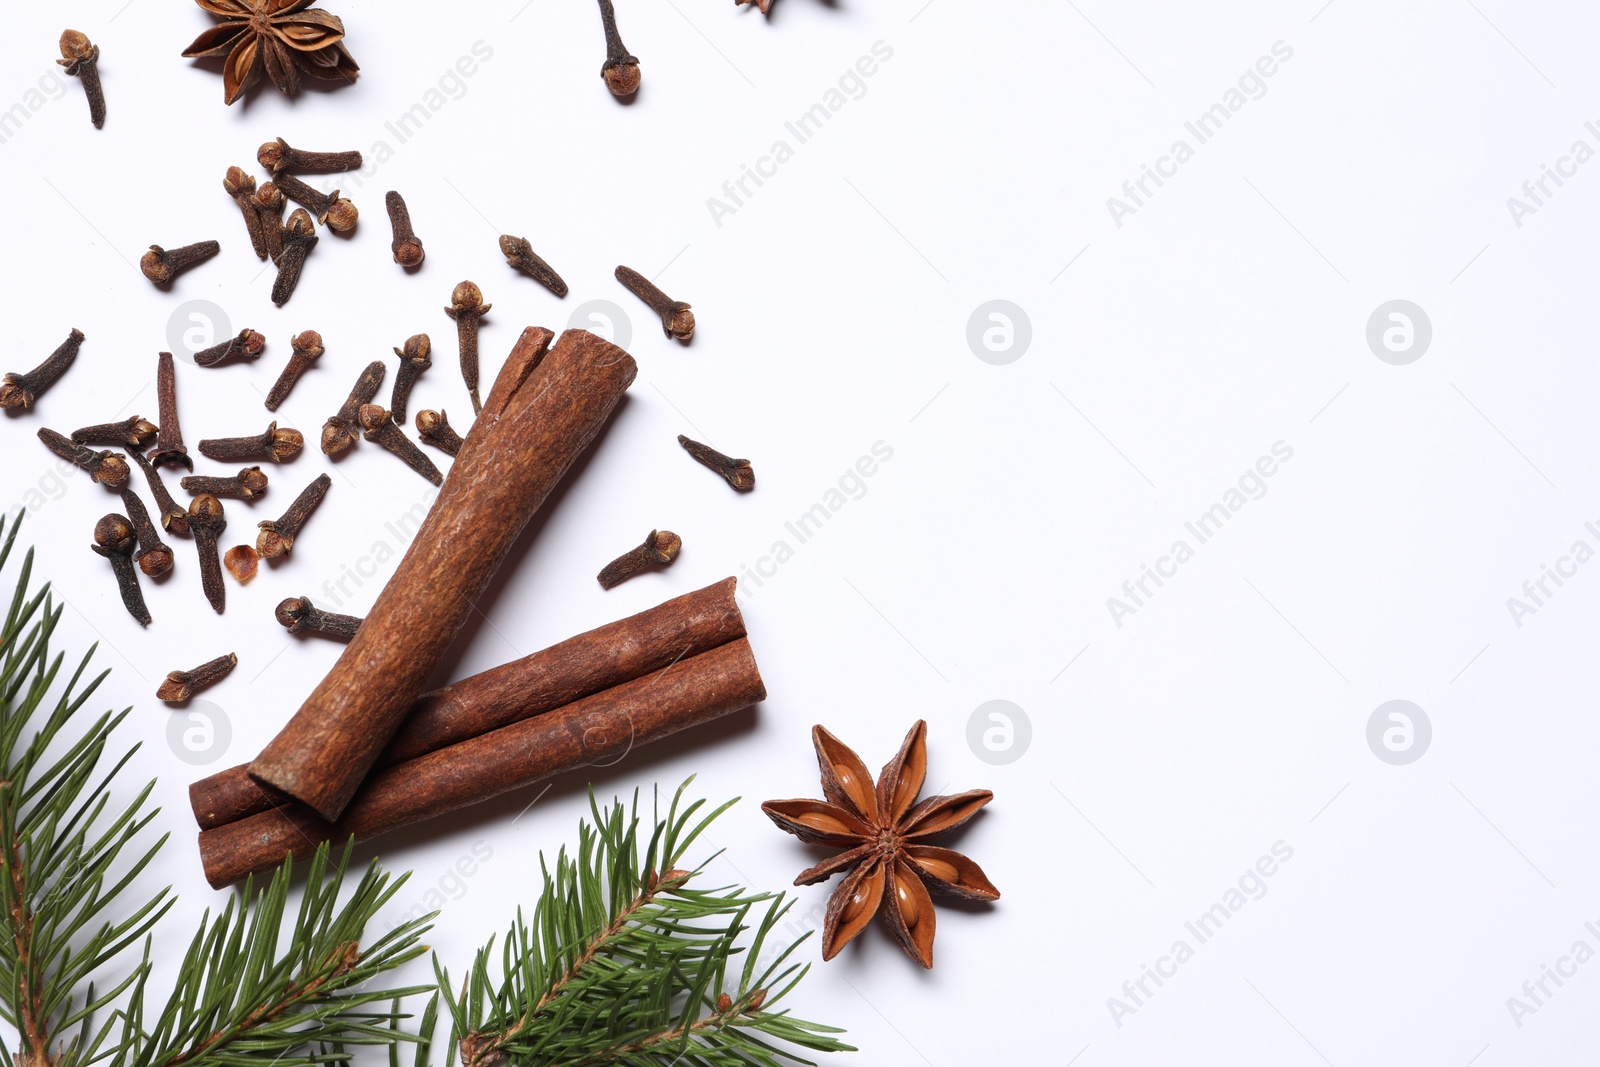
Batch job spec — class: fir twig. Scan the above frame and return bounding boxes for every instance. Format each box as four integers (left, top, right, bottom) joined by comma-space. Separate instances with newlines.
434, 780, 853, 1067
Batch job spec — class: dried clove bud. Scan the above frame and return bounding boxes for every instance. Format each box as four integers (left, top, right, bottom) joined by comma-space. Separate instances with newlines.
271, 209, 319, 306
182, 467, 269, 501
414, 409, 463, 457
445, 282, 491, 415
615, 265, 694, 340
275, 596, 363, 640
188, 495, 227, 613
257, 473, 330, 558
157, 652, 236, 703
224, 545, 259, 583
194, 328, 266, 367
321, 360, 385, 455
73, 415, 158, 450
265, 330, 323, 410
597, 529, 682, 589
128, 449, 187, 534
200, 422, 303, 463
677, 435, 754, 491
223, 166, 267, 259
38, 428, 128, 490
499, 235, 568, 297
58, 30, 105, 128
378, 335, 431, 427
91, 514, 149, 626
275, 172, 358, 231
119, 488, 174, 578
258, 138, 363, 175
151, 351, 192, 470
387, 191, 424, 267
256, 182, 286, 262
1, 329, 85, 410
359, 405, 442, 485
141, 241, 220, 286
596, 0, 641, 97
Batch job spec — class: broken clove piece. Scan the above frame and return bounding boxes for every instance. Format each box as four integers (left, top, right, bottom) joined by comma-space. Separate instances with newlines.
678, 435, 754, 491
200, 422, 303, 463
224, 545, 259, 583
157, 652, 237, 703
597, 529, 682, 589
275, 596, 362, 640
500, 235, 568, 297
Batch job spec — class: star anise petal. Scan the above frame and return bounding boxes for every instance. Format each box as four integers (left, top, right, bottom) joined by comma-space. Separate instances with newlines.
297, 41, 360, 81
183, 22, 250, 58
882, 859, 937, 968
794, 843, 872, 887
903, 844, 1000, 901
221, 36, 263, 105
272, 10, 345, 51
821, 855, 885, 961
195, 0, 250, 15
811, 725, 879, 825
267, 0, 318, 14
900, 788, 993, 839
760, 798, 871, 848
260, 34, 301, 96
876, 719, 928, 825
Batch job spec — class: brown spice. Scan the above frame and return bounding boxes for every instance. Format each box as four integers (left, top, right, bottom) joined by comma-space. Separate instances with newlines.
195, 328, 266, 368
271, 209, 319, 306
119, 488, 174, 578
597, 529, 681, 589
158, 652, 237, 703
203, 637, 761, 886
255, 182, 286, 262
678, 435, 754, 491
265, 330, 323, 410
596, 0, 641, 97
151, 352, 192, 470
274, 597, 362, 640
141, 241, 219, 286
257, 473, 331, 558
91, 514, 149, 626
414, 409, 463, 457
390, 334, 431, 424
387, 192, 424, 267
359, 405, 441, 486
224, 545, 259, 582
247, 326, 637, 822
73, 416, 158, 450
500, 235, 568, 297
128, 449, 187, 534
190, 578, 745, 829
57, 31, 104, 128
615, 265, 694, 340
182, 467, 269, 501
275, 172, 357, 231
199, 422, 303, 463
321, 360, 385, 455
259, 138, 362, 175
181, 0, 358, 105
1, 329, 84, 410
224, 166, 267, 259
188, 494, 227, 613
444, 282, 492, 415
37, 428, 128, 490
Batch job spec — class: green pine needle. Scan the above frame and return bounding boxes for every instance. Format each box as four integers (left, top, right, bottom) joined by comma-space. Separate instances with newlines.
433, 780, 854, 1067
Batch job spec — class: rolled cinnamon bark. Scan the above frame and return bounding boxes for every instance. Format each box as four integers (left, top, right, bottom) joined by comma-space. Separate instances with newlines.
250, 328, 637, 821
199, 637, 765, 888
190, 578, 746, 830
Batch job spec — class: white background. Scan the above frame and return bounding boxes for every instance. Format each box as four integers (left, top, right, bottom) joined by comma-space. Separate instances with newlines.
2, 0, 1598, 1063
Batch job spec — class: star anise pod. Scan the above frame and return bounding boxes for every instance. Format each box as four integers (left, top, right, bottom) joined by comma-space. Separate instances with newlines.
736, 0, 776, 12
182, 0, 359, 106
762, 721, 998, 968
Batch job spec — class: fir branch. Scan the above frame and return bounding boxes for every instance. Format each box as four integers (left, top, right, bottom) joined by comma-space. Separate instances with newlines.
434, 780, 853, 1067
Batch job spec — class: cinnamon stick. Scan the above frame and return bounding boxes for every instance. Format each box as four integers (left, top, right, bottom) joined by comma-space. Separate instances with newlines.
190, 578, 746, 830
249, 327, 637, 821
199, 637, 765, 888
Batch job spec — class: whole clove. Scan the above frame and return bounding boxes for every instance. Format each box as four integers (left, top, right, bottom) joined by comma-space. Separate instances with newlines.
256, 182, 286, 262
188, 495, 227, 613
596, 0, 641, 97
387, 191, 424, 267
128, 449, 187, 535
158, 652, 236, 703
274, 172, 357, 231
414, 409, 463, 458
271, 209, 319, 307
259, 138, 363, 175
499, 235, 568, 297
597, 529, 682, 589
200, 422, 303, 463
38, 428, 128, 490
223, 166, 267, 260
445, 281, 491, 414
182, 467, 269, 501
141, 241, 219, 286
194, 328, 266, 368
615, 265, 694, 340
58, 31, 105, 128
390, 334, 431, 424
677, 435, 754, 491
265, 330, 323, 410
151, 351, 192, 470
276, 596, 363, 640
1, 329, 85, 410
257, 473, 331, 558
321, 360, 385, 455
73, 415, 158, 450
359, 405, 442, 486
119, 487, 174, 578
224, 545, 259, 583
91, 514, 149, 626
